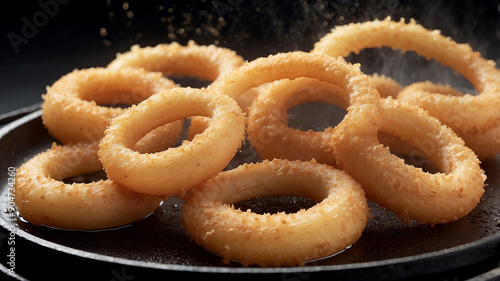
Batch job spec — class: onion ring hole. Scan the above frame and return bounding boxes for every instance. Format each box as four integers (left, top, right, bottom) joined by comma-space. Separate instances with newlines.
377, 131, 440, 174
62, 170, 108, 184
233, 195, 317, 215
287, 102, 347, 132
168, 75, 212, 88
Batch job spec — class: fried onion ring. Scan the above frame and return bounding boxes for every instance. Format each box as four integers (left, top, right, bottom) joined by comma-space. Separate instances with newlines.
107, 41, 244, 83
312, 17, 500, 159
14, 142, 161, 230
181, 159, 368, 267
335, 97, 485, 224
42, 67, 183, 152
213, 51, 381, 153
109, 41, 248, 142
98, 87, 245, 196
247, 78, 346, 166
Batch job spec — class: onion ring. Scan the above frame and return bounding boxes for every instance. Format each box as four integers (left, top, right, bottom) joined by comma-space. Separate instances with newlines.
312, 17, 500, 159
247, 77, 346, 166
181, 159, 368, 267
249, 77, 485, 224
107, 40, 244, 83
14, 142, 161, 230
212, 51, 381, 155
98, 87, 246, 196
335, 97, 485, 224
42, 67, 183, 152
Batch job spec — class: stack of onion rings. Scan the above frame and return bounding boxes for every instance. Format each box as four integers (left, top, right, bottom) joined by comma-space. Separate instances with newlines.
370, 73, 403, 98
13, 17, 496, 266
15, 142, 161, 230
188, 51, 382, 142
98, 87, 246, 196
312, 17, 500, 159
247, 77, 485, 224
182, 159, 369, 267
107, 41, 251, 141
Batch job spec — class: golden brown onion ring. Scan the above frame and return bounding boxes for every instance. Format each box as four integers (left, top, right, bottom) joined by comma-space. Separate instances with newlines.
107, 40, 244, 83
214, 51, 381, 151
247, 77, 346, 166
312, 17, 500, 159
109, 41, 249, 142
335, 97, 485, 224
42, 67, 183, 151
98, 87, 245, 196
182, 159, 368, 267
14, 142, 161, 230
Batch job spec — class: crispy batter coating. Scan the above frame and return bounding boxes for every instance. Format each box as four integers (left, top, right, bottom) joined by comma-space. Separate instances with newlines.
15, 142, 161, 230
98, 87, 245, 196
42, 67, 183, 152
182, 159, 368, 267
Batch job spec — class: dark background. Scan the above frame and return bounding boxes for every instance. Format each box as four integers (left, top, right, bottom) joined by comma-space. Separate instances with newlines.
0, 0, 499, 116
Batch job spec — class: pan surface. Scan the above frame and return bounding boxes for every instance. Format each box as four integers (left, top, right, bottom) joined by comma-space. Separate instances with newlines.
1, 109, 500, 280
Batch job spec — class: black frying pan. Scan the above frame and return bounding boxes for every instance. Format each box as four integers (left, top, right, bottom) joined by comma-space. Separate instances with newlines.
1, 1, 500, 280
1, 107, 500, 281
